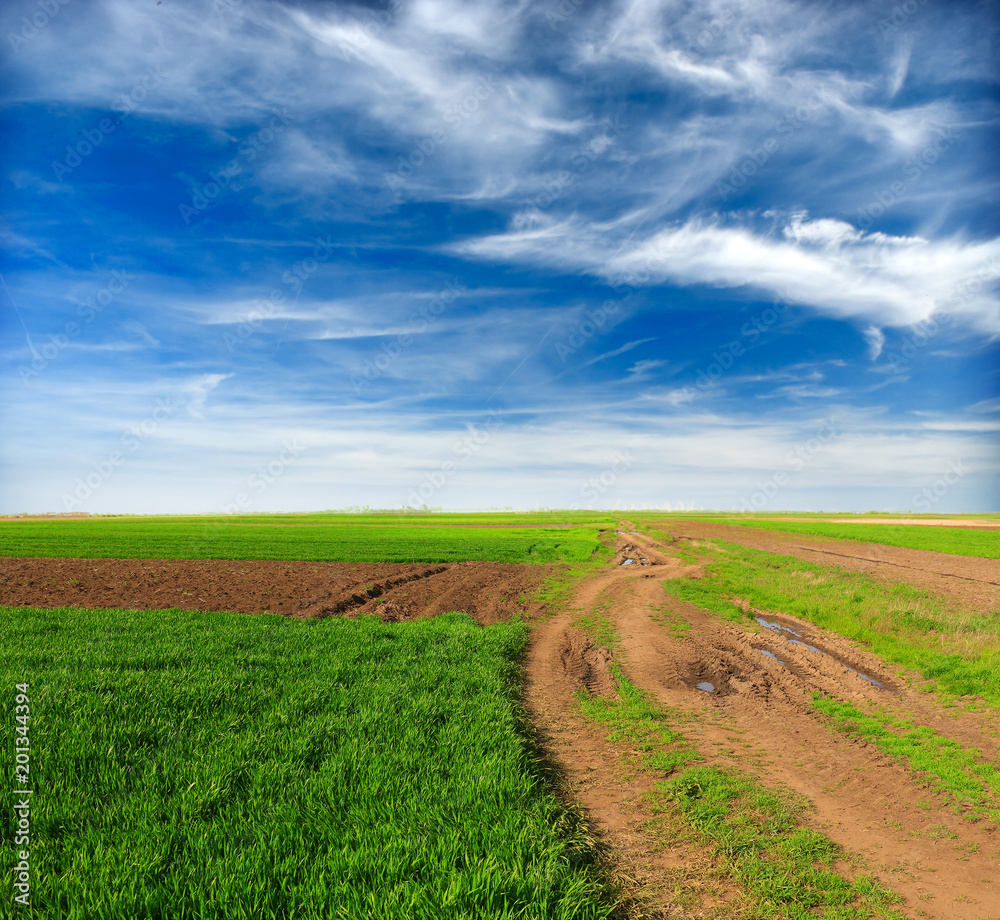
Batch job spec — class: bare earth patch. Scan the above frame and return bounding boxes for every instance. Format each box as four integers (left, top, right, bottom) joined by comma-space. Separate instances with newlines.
0, 557, 549, 625
779, 517, 1000, 530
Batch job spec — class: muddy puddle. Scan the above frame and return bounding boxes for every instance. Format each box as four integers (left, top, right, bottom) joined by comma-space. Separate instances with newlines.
754, 614, 885, 689
616, 542, 653, 566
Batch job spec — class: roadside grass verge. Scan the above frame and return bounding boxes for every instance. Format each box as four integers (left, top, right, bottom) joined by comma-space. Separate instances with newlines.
722, 519, 1000, 560
812, 696, 1000, 823
572, 615, 901, 919
1, 606, 616, 919
661, 541, 1000, 707
0, 519, 607, 564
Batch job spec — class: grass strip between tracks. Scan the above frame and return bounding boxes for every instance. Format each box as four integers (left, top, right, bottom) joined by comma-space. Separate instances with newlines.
660, 540, 1000, 707
1, 606, 616, 920
812, 696, 1000, 823
573, 625, 902, 918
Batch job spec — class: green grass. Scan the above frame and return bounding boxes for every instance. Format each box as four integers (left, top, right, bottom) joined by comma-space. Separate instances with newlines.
662, 541, 1000, 706
812, 697, 1000, 822
648, 603, 693, 639
533, 563, 608, 614
661, 767, 901, 919
573, 595, 620, 650
577, 669, 697, 777
0, 517, 609, 564
577, 671, 900, 919
1, 606, 616, 919
724, 519, 1000, 559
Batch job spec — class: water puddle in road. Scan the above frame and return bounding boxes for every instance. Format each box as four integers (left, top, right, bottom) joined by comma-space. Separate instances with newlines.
620, 559, 635, 566
755, 616, 801, 637
755, 618, 884, 688
787, 638, 825, 656
696, 681, 715, 693
846, 668, 884, 688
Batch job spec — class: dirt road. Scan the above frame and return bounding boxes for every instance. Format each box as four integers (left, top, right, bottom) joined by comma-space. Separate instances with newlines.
523, 530, 1000, 920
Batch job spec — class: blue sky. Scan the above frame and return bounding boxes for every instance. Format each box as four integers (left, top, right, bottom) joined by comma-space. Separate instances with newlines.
1, 0, 998, 514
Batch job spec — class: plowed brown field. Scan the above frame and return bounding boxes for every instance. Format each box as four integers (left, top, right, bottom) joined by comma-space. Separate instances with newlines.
0, 557, 548, 624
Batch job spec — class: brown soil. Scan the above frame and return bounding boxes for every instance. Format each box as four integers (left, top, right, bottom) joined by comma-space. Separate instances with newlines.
649, 519, 1000, 613
817, 518, 1000, 529
0, 557, 548, 625
523, 529, 1000, 920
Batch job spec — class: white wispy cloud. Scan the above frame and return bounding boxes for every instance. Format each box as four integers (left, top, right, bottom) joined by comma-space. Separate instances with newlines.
863, 326, 886, 360
454, 213, 1000, 332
